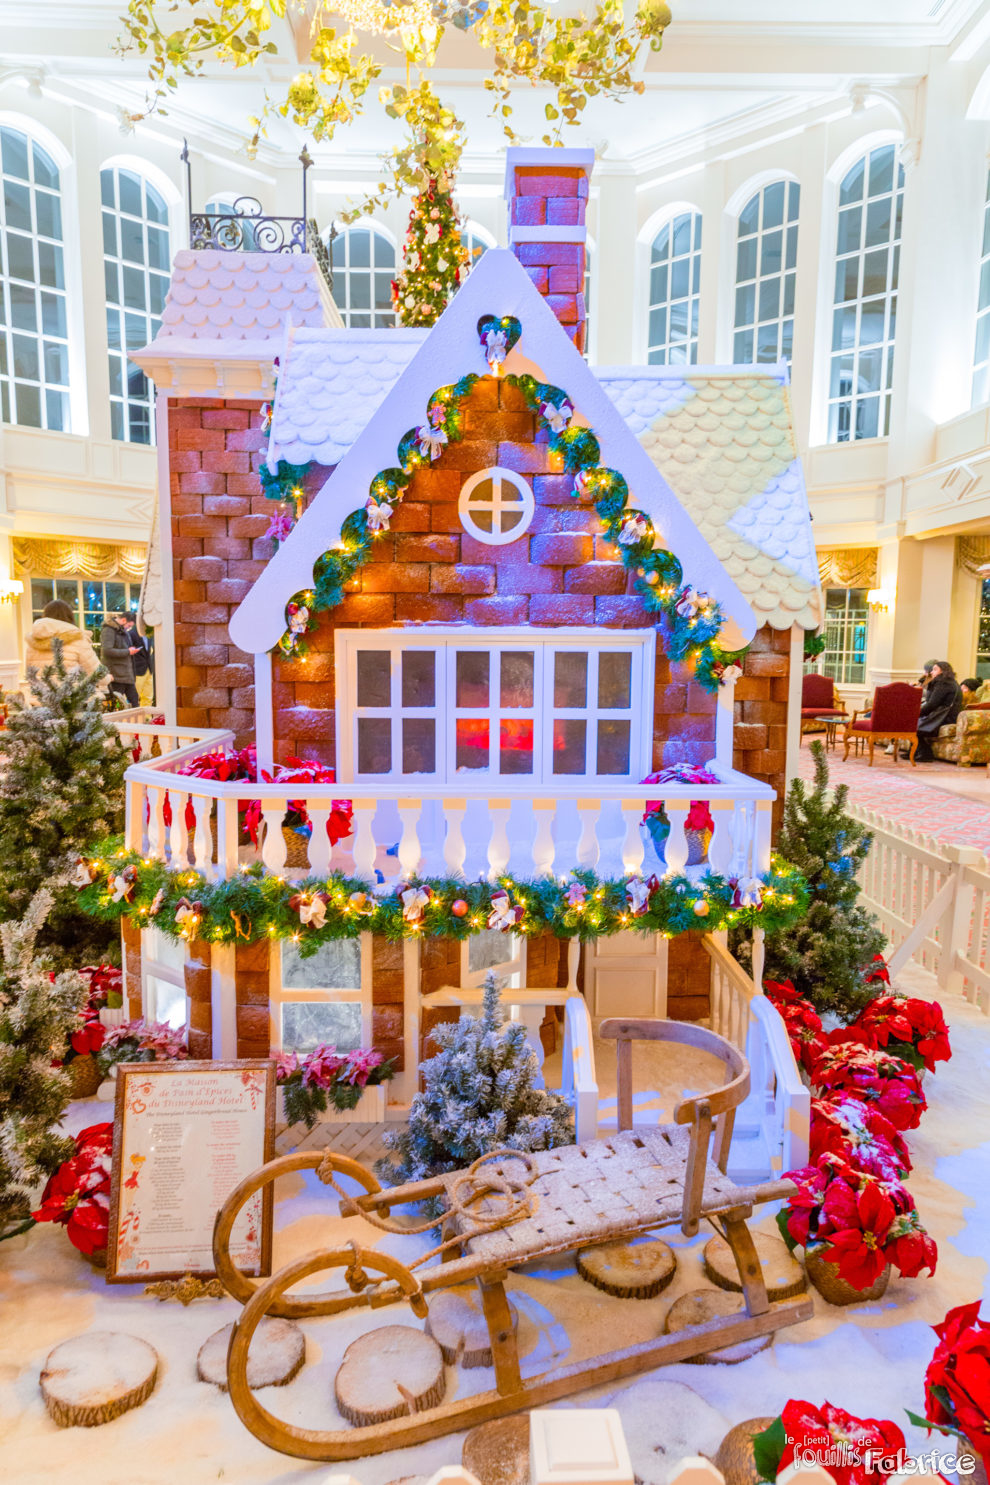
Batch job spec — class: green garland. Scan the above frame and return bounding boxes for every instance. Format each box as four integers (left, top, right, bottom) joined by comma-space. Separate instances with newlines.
271, 328, 749, 691
76, 837, 807, 956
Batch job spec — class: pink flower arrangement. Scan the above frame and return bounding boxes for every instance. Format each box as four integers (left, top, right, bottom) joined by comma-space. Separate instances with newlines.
97, 1018, 188, 1074
275, 1044, 394, 1128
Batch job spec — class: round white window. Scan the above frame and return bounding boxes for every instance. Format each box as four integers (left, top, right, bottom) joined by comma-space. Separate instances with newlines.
458, 466, 535, 546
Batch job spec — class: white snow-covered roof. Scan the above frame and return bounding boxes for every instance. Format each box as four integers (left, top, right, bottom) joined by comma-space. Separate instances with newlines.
269, 327, 427, 468
157, 248, 336, 341
599, 368, 821, 632
230, 249, 759, 655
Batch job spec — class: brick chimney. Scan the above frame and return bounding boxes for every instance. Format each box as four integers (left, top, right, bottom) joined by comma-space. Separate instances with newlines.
505, 146, 594, 354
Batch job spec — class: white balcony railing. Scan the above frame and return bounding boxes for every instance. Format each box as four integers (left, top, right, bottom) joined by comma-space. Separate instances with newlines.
122, 730, 775, 886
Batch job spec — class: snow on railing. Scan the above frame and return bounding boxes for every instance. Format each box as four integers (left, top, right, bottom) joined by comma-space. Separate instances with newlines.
559, 991, 599, 1142
123, 743, 775, 886
850, 804, 990, 1012
702, 932, 809, 1177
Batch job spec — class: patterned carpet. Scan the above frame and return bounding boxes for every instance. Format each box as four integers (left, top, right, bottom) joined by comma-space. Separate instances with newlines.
796, 736, 990, 853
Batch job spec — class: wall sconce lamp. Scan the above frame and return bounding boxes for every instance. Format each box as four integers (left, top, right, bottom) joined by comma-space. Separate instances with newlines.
0, 579, 24, 605
866, 588, 893, 613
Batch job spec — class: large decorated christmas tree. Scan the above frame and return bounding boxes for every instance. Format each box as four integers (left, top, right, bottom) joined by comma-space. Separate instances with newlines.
392, 172, 471, 327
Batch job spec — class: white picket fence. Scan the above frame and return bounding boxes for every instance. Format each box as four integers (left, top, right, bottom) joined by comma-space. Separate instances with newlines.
850, 805, 990, 1012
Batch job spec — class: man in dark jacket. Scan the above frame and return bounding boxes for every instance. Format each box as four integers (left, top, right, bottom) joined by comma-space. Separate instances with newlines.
100, 612, 139, 707
915, 660, 963, 762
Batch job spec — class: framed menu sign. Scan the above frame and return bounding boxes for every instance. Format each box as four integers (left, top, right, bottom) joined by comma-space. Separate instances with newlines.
107, 1060, 275, 1283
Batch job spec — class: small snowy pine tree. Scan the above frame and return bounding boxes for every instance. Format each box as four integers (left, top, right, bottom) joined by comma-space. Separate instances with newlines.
0, 889, 84, 1234
760, 741, 886, 1019
0, 645, 127, 966
377, 971, 574, 1195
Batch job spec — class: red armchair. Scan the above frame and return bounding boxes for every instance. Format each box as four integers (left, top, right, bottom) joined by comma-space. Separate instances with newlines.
801, 673, 847, 735
842, 682, 923, 767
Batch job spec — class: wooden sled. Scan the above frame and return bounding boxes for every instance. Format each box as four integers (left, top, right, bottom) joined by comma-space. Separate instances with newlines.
212, 1018, 813, 1462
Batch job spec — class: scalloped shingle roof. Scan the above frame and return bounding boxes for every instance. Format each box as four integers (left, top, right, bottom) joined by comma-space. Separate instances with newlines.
158, 249, 332, 341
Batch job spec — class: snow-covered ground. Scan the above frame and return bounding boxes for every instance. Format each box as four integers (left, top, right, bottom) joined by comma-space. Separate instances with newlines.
1, 961, 988, 1485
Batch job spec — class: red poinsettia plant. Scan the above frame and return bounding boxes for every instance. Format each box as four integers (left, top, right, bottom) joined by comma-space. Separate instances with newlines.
765, 978, 828, 1075
809, 1093, 912, 1182
752, 1400, 906, 1485
58, 965, 124, 1067
242, 756, 353, 850
812, 1042, 927, 1132
907, 1302, 990, 1470
33, 1123, 112, 1258
851, 993, 952, 1074
779, 1151, 937, 1290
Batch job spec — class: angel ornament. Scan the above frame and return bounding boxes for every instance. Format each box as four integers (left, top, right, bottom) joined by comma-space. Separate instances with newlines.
71, 858, 98, 889
618, 512, 651, 547
287, 603, 310, 636
625, 874, 659, 917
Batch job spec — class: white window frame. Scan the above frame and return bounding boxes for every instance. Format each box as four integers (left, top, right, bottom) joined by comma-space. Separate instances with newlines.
101, 164, 171, 446
458, 466, 535, 546
645, 206, 702, 365
460, 218, 496, 271
460, 931, 525, 990
973, 168, 990, 408
335, 627, 656, 788
731, 177, 799, 367
271, 932, 373, 1053
326, 222, 397, 328
141, 927, 188, 1030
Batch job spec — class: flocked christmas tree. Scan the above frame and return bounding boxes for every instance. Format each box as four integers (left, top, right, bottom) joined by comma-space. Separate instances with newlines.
759, 741, 886, 1019
391, 172, 470, 328
377, 972, 574, 1198
0, 645, 128, 967
0, 889, 83, 1235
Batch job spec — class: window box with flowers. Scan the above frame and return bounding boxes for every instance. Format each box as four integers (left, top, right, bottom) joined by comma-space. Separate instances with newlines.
274, 1045, 395, 1131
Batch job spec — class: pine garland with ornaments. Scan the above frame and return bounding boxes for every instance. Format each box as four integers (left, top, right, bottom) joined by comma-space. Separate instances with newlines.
392, 173, 471, 327
73, 836, 807, 951
271, 314, 748, 691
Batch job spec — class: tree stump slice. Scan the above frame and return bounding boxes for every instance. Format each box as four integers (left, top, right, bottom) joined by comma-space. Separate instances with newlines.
462, 1414, 530, 1485
663, 1289, 774, 1365
40, 1332, 158, 1428
426, 1287, 518, 1368
197, 1318, 305, 1391
335, 1326, 445, 1427
703, 1233, 806, 1301
577, 1238, 676, 1299
714, 1417, 777, 1485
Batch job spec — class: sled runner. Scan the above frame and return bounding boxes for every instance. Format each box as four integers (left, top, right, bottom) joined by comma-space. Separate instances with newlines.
212, 1018, 813, 1462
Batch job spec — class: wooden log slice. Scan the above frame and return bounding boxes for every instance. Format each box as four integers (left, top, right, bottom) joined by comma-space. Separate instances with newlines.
577, 1238, 676, 1299
714, 1417, 777, 1485
703, 1233, 806, 1301
462, 1414, 530, 1485
40, 1331, 158, 1428
197, 1318, 305, 1391
662, 1289, 774, 1365
335, 1325, 445, 1428
425, 1287, 518, 1368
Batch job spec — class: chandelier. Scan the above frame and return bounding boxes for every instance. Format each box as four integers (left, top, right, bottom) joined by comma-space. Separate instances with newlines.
331, 0, 439, 36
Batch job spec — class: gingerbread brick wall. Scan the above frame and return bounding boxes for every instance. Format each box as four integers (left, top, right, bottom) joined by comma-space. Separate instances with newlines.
509, 162, 588, 353
732, 623, 791, 838
371, 937, 406, 1072
273, 374, 717, 768
168, 394, 330, 742
184, 942, 213, 1059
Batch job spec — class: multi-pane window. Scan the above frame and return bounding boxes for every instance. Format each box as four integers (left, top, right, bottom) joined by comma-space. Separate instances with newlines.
821, 588, 868, 684
336, 630, 655, 785
142, 928, 187, 1030
973, 171, 990, 408
647, 210, 702, 365
977, 579, 990, 679
330, 226, 396, 327
733, 180, 799, 365
28, 576, 139, 639
828, 144, 904, 443
102, 166, 170, 444
0, 126, 69, 430
275, 937, 372, 1054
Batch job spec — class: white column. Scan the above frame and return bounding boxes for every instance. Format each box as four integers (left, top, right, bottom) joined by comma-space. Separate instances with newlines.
254, 649, 274, 778
784, 624, 805, 792
210, 943, 238, 1059
154, 393, 177, 726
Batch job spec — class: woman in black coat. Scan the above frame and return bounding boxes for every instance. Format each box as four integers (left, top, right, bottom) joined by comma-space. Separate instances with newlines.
915, 660, 963, 762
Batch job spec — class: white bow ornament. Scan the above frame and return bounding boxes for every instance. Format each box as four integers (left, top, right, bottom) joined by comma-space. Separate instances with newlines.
541, 400, 573, 434
400, 885, 431, 924
416, 424, 448, 461
365, 498, 394, 533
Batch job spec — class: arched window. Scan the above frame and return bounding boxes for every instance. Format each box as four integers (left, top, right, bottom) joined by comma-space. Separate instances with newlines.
330, 225, 396, 328
460, 220, 494, 272
733, 179, 799, 364
647, 209, 701, 365
828, 143, 904, 443
101, 165, 170, 444
973, 169, 990, 407
0, 125, 69, 430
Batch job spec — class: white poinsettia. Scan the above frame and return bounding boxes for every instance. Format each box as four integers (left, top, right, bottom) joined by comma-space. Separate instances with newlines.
365, 497, 394, 532
541, 399, 573, 434
617, 512, 650, 546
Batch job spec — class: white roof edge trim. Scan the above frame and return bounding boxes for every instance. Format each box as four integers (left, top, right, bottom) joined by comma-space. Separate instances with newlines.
229, 248, 758, 655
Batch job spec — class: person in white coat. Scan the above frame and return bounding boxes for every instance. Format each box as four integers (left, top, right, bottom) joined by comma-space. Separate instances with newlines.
24, 599, 109, 693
